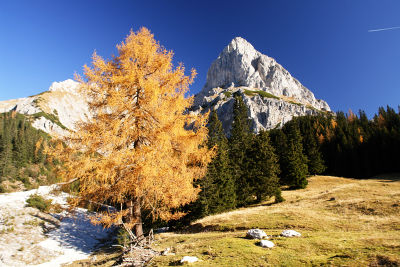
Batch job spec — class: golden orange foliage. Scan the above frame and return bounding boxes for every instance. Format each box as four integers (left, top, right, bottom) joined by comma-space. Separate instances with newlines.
46, 28, 213, 234
377, 114, 385, 127
330, 119, 337, 129
347, 109, 356, 122
317, 133, 325, 144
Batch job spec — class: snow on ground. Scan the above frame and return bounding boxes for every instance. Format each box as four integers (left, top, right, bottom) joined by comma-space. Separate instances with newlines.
0, 186, 113, 266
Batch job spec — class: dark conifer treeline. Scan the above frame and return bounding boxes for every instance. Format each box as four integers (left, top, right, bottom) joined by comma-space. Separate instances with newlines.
187, 100, 400, 221
187, 95, 284, 220
0, 111, 55, 191
281, 106, 400, 178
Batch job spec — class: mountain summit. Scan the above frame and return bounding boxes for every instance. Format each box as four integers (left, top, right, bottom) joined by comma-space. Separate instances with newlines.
193, 37, 331, 133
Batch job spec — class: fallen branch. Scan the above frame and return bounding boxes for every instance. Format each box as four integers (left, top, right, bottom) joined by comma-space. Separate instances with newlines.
56, 177, 79, 186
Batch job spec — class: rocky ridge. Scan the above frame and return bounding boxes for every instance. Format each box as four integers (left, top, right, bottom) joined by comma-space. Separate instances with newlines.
192, 37, 331, 133
0, 79, 90, 136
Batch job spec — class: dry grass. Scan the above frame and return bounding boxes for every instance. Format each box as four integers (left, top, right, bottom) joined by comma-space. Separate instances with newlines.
149, 175, 400, 266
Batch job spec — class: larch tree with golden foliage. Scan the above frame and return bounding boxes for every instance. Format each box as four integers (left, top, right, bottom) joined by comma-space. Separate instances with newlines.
47, 28, 213, 238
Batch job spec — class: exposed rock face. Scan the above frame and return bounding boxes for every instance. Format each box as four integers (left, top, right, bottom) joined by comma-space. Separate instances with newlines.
0, 79, 90, 136
193, 37, 331, 134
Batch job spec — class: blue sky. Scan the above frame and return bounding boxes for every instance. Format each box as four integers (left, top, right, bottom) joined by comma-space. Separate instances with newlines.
0, 0, 399, 117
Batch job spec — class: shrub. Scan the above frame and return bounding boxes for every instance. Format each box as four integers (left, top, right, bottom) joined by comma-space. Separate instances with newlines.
26, 194, 52, 212
0, 184, 6, 193
223, 91, 232, 98
256, 91, 280, 100
288, 100, 303, 106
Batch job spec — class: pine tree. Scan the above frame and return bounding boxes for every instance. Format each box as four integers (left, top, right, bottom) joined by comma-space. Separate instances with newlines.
229, 95, 253, 207
194, 110, 236, 218
13, 119, 28, 167
0, 113, 13, 177
305, 132, 326, 175
283, 123, 309, 189
269, 129, 288, 185
46, 28, 213, 238
245, 130, 281, 203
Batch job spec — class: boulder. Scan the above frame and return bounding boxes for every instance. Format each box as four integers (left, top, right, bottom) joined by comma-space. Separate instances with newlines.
281, 230, 301, 237
259, 240, 275, 248
180, 256, 199, 264
246, 229, 268, 239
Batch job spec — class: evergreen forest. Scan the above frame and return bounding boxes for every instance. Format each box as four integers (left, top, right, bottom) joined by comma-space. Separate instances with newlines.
0, 111, 56, 192
185, 96, 400, 221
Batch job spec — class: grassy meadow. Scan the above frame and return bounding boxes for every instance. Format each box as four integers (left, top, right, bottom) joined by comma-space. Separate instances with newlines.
68, 175, 400, 266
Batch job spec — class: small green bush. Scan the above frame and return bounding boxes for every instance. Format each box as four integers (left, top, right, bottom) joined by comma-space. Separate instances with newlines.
26, 194, 52, 212
288, 101, 303, 106
256, 91, 280, 99
244, 89, 256, 96
0, 185, 6, 193
116, 227, 131, 246
223, 91, 232, 98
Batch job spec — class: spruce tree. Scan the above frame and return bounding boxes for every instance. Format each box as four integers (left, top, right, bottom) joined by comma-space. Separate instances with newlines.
193, 110, 236, 218
13, 119, 28, 167
0, 113, 13, 177
229, 95, 253, 207
269, 129, 288, 185
245, 130, 282, 203
305, 132, 326, 175
283, 123, 309, 189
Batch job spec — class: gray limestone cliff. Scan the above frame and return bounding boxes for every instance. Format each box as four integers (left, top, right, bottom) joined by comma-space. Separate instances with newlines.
192, 37, 331, 134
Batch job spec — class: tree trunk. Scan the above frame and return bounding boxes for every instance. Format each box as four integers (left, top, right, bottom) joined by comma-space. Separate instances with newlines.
129, 198, 143, 238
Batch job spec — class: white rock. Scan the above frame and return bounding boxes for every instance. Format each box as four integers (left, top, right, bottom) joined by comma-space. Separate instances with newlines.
259, 240, 275, 248
32, 116, 67, 136
281, 230, 301, 237
246, 229, 268, 239
180, 256, 199, 263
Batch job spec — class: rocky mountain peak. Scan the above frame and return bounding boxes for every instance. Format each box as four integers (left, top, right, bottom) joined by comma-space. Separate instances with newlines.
49, 79, 80, 94
223, 37, 258, 55
201, 37, 329, 111
193, 38, 332, 134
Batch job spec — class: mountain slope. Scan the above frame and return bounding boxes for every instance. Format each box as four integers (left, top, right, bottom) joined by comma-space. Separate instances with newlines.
193, 37, 331, 133
0, 79, 90, 136
149, 175, 400, 266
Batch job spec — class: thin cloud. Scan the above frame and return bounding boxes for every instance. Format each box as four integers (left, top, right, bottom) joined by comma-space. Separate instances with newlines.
368, 26, 400, 32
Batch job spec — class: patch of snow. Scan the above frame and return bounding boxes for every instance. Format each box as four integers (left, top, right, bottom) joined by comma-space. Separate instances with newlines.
0, 186, 113, 266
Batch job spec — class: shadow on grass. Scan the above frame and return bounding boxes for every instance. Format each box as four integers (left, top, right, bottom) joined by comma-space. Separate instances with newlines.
179, 223, 257, 234
370, 173, 400, 183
